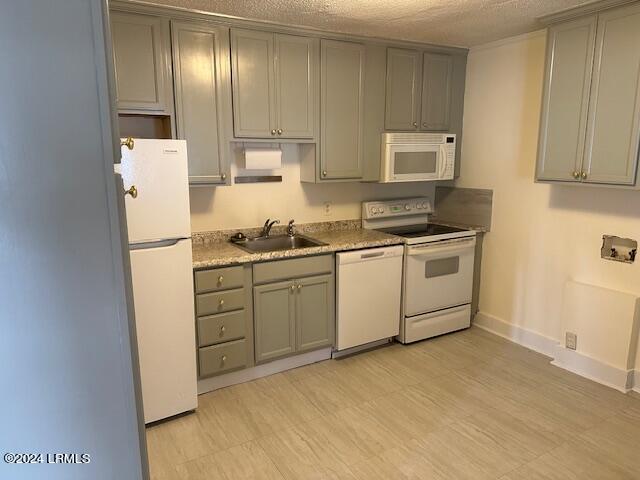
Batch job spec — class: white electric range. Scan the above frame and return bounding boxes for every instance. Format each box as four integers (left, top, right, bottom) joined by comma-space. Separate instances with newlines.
362, 197, 476, 343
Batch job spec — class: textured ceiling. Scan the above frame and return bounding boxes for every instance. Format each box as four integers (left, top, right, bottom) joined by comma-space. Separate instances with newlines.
146, 0, 591, 47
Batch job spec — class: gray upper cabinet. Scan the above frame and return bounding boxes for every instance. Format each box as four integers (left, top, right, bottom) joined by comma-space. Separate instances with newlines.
320, 39, 365, 180
253, 280, 296, 363
110, 12, 172, 113
275, 35, 318, 139
231, 29, 317, 139
583, 3, 640, 185
421, 53, 453, 131
296, 274, 334, 353
385, 48, 422, 130
384, 48, 453, 132
537, 16, 597, 182
172, 21, 233, 185
537, 3, 640, 187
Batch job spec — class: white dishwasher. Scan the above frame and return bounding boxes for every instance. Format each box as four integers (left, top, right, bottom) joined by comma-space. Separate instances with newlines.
336, 245, 404, 351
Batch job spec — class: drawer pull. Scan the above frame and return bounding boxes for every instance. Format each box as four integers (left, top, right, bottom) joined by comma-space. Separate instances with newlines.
219, 299, 225, 307
218, 275, 224, 284
220, 325, 226, 334
221, 355, 227, 364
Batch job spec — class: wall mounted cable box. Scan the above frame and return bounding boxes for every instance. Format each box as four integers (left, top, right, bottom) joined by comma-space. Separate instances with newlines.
601, 235, 637, 264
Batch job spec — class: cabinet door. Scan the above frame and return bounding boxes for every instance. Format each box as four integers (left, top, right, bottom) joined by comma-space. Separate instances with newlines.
172, 22, 232, 185
111, 12, 171, 113
420, 53, 452, 131
275, 34, 318, 139
295, 274, 334, 353
583, 3, 640, 185
253, 280, 296, 363
320, 39, 365, 180
536, 17, 597, 182
385, 48, 422, 130
230, 29, 277, 138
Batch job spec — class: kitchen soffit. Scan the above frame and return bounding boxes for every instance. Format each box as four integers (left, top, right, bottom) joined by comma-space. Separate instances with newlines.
145, 0, 593, 47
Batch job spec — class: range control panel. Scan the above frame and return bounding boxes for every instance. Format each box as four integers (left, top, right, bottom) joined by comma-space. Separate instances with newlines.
362, 197, 433, 220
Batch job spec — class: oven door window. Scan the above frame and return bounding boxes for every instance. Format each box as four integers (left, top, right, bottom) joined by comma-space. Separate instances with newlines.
425, 256, 459, 278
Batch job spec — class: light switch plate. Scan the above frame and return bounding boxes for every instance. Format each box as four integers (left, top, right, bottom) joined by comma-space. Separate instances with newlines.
565, 332, 577, 350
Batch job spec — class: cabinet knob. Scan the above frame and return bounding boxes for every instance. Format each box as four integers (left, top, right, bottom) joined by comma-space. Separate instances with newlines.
290, 284, 295, 292
581, 171, 587, 180
221, 355, 227, 364
219, 299, 225, 307
124, 185, 138, 199
322, 170, 327, 177
297, 284, 302, 290
120, 137, 134, 150
218, 275, 224, 284
423, 123, 428, 127
221, 173, 227, 181
220, 325, 226, 334
412, 122, 417, 127
572, 171, 580, 179
277, 129, 283, 135
271, 129, 277, 135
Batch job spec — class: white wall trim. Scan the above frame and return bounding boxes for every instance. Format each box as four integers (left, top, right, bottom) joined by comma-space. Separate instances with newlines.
473, 311, 556, 357
551, 345, 634, 393
197, 347, 332, 394
634, 370, 640, 393
470, 29, 546, 53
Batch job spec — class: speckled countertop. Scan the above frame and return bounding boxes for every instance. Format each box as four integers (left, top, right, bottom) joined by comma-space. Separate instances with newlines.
192, 222, 404, 269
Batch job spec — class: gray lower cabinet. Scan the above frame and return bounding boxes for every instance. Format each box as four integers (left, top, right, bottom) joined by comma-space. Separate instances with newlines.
231, 28, 317, 140
110, 12, 173, 114
253, 280, 297, 363
253, 255, 334, 364
296, 274, 334, 353
384, 49, 453, 132
319, 39, 365, 180
536, 3, 640, 187
172, 21, 233, 185
194, 264, 254, 378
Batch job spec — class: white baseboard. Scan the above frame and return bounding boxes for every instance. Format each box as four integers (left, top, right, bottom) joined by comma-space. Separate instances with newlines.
197, 347, 332, 395
551, 345, 634, 394
473, 311, 556, 357
634, 370, 640, 393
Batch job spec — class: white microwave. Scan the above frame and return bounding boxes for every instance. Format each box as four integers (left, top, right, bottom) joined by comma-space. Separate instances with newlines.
380, 133, 456, 182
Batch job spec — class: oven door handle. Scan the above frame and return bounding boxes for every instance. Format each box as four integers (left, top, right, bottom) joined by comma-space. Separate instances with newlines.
407, 238, 476, 257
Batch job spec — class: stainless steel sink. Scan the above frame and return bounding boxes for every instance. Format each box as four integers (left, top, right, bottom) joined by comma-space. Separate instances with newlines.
230, 234, 327, 253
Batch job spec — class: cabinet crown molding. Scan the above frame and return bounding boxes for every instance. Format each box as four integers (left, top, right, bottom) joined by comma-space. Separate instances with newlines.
538, 0, 639, 25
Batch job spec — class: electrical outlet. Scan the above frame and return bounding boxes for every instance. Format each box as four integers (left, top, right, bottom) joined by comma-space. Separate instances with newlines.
565, 332, 577, 350
323, 201, 332, 216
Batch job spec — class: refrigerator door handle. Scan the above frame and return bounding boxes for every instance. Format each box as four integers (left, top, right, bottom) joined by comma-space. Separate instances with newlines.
129, 238, 189, 250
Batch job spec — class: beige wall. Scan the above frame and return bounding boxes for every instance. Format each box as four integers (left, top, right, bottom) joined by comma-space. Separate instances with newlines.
457, 31, 640, 351
190, 143, 435, 232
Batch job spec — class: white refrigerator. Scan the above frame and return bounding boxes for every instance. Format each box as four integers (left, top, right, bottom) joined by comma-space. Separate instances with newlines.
119, 139, 197, 424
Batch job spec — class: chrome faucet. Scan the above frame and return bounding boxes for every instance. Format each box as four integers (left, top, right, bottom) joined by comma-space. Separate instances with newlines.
260, 218, 280, 237
286, 219, 295, 237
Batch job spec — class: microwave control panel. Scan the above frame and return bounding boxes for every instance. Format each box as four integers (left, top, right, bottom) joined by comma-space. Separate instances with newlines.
443, 136, 456, 179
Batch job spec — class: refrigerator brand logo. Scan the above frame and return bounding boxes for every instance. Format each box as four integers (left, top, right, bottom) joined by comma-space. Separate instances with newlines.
163, 149, 179, 154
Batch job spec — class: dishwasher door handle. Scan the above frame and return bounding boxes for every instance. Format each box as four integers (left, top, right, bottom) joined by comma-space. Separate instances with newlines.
360, 251, 385, 259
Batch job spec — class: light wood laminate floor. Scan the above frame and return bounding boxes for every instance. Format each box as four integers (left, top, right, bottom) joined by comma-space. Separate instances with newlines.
147, 327, 640, 480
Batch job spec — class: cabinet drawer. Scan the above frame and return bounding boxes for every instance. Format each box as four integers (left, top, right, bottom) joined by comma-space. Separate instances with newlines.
196, 288, 244, 316
195, 265, 244, 293
197, 310, 245, 347
198, 339, 246, 377
253, 254, 332, 284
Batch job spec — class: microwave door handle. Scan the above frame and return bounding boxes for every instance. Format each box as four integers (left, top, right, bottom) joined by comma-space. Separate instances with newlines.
439, 145, 447, 178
